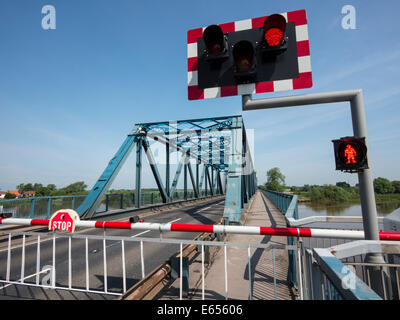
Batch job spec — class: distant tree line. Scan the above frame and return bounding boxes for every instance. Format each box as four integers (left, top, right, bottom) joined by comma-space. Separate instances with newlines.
290, 178, 400, 202
3, 181, 88, 199
298, 184, 359, 202
373, 177, 400, 194
258, 167, 400, 203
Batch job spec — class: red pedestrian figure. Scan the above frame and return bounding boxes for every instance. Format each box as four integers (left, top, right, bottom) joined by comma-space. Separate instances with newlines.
344, 144, 357, 164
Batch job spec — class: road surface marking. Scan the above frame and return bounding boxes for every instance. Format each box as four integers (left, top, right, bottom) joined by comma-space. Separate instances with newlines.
0, 267, 52, 290
129, 218, 182, 238
101, 218, 185, 251
198, 206, 212, 212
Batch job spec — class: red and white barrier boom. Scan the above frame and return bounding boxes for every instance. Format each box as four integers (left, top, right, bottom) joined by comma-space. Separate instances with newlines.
0, 210, 399, 241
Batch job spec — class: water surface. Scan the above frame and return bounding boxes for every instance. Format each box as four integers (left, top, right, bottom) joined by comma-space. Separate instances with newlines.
298, 201, 400, 231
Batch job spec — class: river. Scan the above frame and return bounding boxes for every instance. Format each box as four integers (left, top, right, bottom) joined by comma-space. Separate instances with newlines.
297, 200, 400, 238
2, 198, 400, 226
299, 201, 400, 218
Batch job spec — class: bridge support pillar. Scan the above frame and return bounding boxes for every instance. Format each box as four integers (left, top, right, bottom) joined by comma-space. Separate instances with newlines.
135, 137, 142, 208
223, 117, 244, 223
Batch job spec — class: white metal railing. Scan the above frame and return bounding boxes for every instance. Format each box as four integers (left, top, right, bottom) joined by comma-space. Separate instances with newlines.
0, 230, 297, 300
1, 229, 398, 300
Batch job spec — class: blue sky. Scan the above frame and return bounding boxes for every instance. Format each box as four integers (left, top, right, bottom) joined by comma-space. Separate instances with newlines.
1, 0, 400, 191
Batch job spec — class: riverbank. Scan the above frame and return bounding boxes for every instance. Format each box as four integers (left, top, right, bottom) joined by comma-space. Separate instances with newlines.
295, 185, 400, 204
297, 192, 400, 215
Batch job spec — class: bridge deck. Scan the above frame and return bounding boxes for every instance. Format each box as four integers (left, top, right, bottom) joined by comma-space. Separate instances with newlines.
251, 191, 295, 300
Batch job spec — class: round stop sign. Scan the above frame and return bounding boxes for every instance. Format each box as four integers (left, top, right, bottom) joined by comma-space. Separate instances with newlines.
49, 209, 80, 232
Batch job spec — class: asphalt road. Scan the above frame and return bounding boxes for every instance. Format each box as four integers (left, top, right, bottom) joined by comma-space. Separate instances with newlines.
0, 197, 226, 300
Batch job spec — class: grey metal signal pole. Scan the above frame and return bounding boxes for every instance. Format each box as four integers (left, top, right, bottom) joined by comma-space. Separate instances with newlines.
242, 89, 386, 297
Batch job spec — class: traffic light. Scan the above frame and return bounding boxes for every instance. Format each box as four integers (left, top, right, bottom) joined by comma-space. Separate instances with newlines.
332, 136, 369, 172
187, 9, 312, 100
196, 13, 300, 88
264, 14, 286, 46
233, 40, 256, 81
202, 25, 229, 59
261, 14, 287, 55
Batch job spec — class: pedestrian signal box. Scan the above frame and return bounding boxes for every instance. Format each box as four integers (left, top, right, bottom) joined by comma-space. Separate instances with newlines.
187, 9, 312, 100
332, 136, 369, 172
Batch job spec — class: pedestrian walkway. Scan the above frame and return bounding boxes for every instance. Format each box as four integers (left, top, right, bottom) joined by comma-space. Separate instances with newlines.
191, 190, 295, 300
155, 190, 296, 300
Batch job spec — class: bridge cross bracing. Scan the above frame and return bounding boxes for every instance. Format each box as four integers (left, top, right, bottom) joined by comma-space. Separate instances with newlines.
76, 115, 257, 221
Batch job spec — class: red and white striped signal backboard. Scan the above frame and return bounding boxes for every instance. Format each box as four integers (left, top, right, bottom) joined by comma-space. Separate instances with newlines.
187, 9, 312, 100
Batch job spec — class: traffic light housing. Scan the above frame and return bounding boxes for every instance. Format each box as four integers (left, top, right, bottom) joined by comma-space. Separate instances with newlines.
261, 14, 288, 55
233, 40, 256, 81
332, 136, 369, 172
196, 13, 300, 88
202, 25, 229, 60
187, 9, 312, 100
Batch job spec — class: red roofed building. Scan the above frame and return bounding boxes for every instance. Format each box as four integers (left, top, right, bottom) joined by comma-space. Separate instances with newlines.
7, 190, 21, 198
23, 191, 36, 197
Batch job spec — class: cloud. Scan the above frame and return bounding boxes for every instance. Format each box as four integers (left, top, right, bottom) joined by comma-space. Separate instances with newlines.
318, 49, 400, 89
365, 86, 400, 110
249, 106, 346, 142
26, 126, 76, 144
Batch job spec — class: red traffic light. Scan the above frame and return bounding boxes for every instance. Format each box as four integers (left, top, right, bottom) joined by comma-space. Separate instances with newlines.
203, 25, 225, 55
343, 144, 358, 164
263, 14, 287, 47
337, 140, 365, 165
188, 9, 313, 101
233, 40, 254, 72
332, 137, 368, 172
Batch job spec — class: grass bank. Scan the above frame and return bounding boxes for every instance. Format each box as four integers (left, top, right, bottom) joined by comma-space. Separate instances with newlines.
295, 185, 400, 205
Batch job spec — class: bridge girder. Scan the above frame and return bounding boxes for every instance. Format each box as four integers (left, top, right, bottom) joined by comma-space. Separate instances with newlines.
77, 115, 256, 222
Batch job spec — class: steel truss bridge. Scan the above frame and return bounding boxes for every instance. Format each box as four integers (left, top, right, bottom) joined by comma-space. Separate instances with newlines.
76, 115, 257, 222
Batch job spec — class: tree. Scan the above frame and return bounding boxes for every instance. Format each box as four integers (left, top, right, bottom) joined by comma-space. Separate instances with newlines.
4, 192, 16, 199
309, 185, 351, 202
36, 187, 52, 197
336, 181, 350, 188
63, 181, 87, 194
265, 167, 285, 192
267, 180, 285, 192
33, 183, 43, 191
267, 167, 285, 184
17, 183, 25, 194
23, 183, 34, 192
290, 186, 300, 193
309, 186, 323, 202
47, 184, 57, 191
373, 177, 394, 194
392, 181, 400, 194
